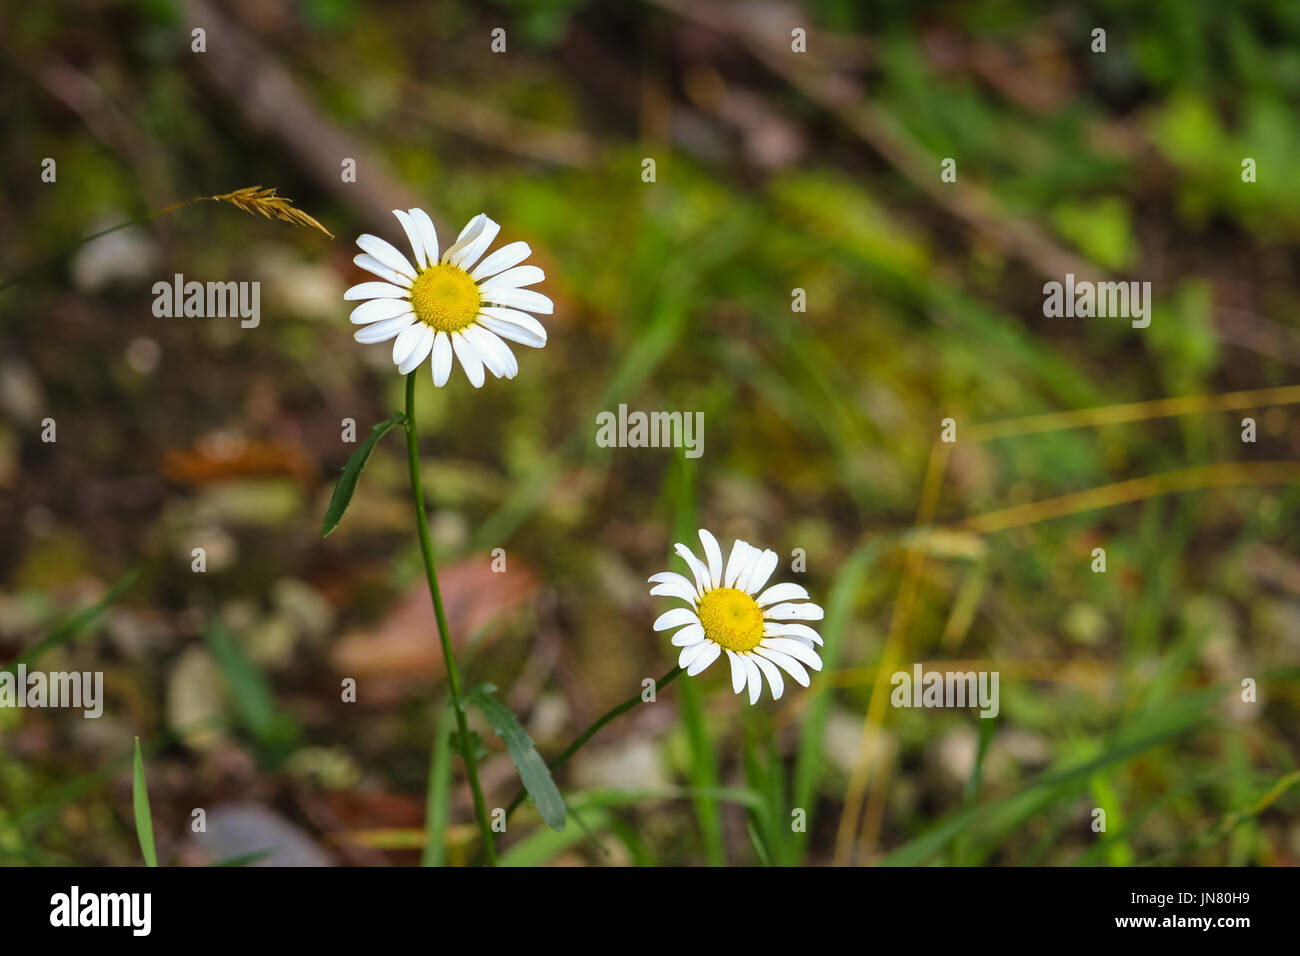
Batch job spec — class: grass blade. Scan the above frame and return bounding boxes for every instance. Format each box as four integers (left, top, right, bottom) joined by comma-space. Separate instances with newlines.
500, 808, 610, 866
320, 411, 405, 537
422, 699, 455, 866
880, 709, 1213, 866
791, 540, 884, 859
205, 622, 299, 765
467, 685, 566, 832
211, 849, 276, 867
132, 737, 157, 867
666, 455, 726, 865
3, 571, 138, 673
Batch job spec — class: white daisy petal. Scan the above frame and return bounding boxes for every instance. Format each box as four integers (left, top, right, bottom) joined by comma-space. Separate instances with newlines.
698, 529, 723, 589
356, 234, 417, 279
351, 298, 415, 325
473, 327, 517, 379
392, 210, 428, 269
726, 650, 748, 696
353, 314, 416, 344
749, 653, 784, 700
759, 638, 823, 670
744, 656, 763, 705
478, 308, 547, 348
654, 607, 699, 632
671, 623, 705, 646
454, 218, 500, 271
479, 265, 544, 291
762, 622, 824, 646
450, 331, 485, 388
755, 582, 810, 606
394, 324, 435, 374
392, 322, 425, 364
471, 240, 531, 281
687, 641, 721, 677
674, 543, 709, 595
439, 214, 486, 265
679, 641, 708, 669
465, 324, 517, 379
354, 253, 413, 288
447, 215, 501, 271
480, 287, 553, 315
742, 549, 779, 596
409, 208, 440, 265
430, 332, 453, 387
650, 579, 700, 603
764, 602, 824, 621
462, 325, 507, 379
497, 336, 520, 378
733, 546, 763, 592
647, 570, 699, 595
724, 540, 751, 589
755, 647, 811, 687
344, 281, 410, 301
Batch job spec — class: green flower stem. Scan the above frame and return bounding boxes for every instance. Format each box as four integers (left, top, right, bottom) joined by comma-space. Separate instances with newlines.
404, 371, 497, 865
503, 664, 684, 821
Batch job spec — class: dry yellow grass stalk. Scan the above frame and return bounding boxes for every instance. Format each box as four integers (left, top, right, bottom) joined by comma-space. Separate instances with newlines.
197, 186, 334, 239
834, 380, 1300, 862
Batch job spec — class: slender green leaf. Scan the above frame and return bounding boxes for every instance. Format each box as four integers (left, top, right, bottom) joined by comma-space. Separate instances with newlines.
320, 411, 405, 537
747, 821, 772, 867
132, 737, 157, 867
762, 728, 790, 865
565, 801, 606, 853
604, 815, 655, 866
3, 571, 138, 674
676, 674, 725, 864
467, 685, 566, 832
205, 622, 299, 764
880, 714, 1211, 866
422, 699, 454, 867
211, 849, 276, 867
1136, 768, 1300, 866
791, 540, 884, 857
16, 717, 228, 833
496, 786, 768, 866
741, 715, 783, 865
500, 808, 610, 866
950, 715, 997, 865
667, 455, 725, 865
561, 785, 764, 811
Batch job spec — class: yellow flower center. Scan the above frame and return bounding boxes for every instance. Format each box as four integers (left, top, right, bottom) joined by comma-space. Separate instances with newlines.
696, 587, 764, 652
409, 263, 481, 333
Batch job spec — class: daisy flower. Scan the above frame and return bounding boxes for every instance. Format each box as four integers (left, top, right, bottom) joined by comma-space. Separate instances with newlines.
344, 210, 551, 387
649, 529, 824, 703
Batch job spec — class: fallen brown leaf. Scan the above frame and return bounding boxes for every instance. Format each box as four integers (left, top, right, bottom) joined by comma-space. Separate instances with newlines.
330, 557, 538, 681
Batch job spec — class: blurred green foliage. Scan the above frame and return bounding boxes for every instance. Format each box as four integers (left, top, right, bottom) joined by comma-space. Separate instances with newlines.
1, 0, 1298, 866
